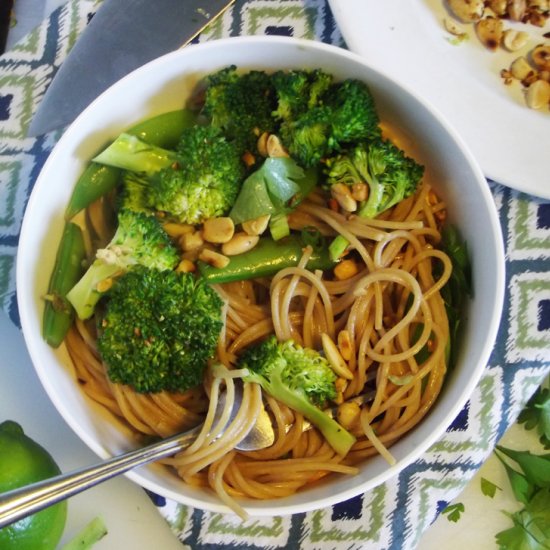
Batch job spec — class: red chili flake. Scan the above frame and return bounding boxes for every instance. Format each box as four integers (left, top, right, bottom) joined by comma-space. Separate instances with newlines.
328, 198, 339, 212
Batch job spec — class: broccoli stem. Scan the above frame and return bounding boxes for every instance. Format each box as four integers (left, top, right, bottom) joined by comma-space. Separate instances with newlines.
93, 133, 178, 176
357, 180, 383, 219
198, 234, 336, 284
328, 175, 383, 261
250, 372, 356, 456
66, 260, 121, 320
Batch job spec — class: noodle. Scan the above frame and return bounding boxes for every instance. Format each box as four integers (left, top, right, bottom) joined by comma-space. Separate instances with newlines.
64, 154, 455, 515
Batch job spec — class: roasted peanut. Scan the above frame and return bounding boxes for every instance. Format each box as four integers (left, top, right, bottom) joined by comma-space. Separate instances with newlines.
447, 0, 484, 22
334, 259, 359, 281
351, 182, 368, 202
337, 401, 361, 430
95, 278, 113, 293
198, 248, 230, 268
531, 44, 550, 71
175, 259, 196, 273
475, 16, 503, 51
502, 29, 530, 51
162, 222, 194, 238
266, 134, 289, 158
257, 132, 269, 157
202, 217, 235, 244
179, 230, 204, 252
321, 333, 354, 380
242, 151, 256, 168
525, 79, 550, 109
222, 233, 260, 256
444, 17, 467, 36
486, 0, 508, 15
331, 183, 357, 212
507, 0, 527, 21
242, 214, 270, 236
510, 56, 536, 80
337, 330, 353, 361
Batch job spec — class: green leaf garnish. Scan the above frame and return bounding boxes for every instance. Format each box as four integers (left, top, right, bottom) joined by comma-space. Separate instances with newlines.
518, 386, 550, 451
437, 225, 471, 371
496, 446, 550, 489
481, 477, 501, 499
495, 487, 550, 550
441, 502, 465, 522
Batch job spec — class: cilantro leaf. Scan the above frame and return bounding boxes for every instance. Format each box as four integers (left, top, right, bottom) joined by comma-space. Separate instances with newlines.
441, 502, 465, 522
495, 488, 550, 550
481, 477, 501, 498
518, 386, 550, 451
437, 225, 471, 370
495, 449, 537, 505
496, 446, 550, 489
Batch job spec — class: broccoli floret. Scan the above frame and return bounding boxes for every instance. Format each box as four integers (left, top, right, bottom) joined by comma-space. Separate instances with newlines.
151, 125, 245, 224
279, 106, 333, 168
278, 78, 380, 168
324, 79, 381, 148
94, 126, 245, 225
202, 66, 278, 158
327, 139, 424, 218
239, 336, 356, 456
97, 266, 223, 393
66, 209, 178, 320
118, 171, 152, 214
272, 69, 333, 121
325, 139, 424, 260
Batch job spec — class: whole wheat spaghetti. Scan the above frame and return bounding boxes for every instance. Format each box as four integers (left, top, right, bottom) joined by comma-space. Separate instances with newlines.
64, 176, 454, 517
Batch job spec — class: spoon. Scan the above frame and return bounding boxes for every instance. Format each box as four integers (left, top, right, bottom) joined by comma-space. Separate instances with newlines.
0, 381, 273, 528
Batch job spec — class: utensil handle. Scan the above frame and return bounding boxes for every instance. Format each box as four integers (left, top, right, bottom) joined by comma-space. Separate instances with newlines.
0, 425, 200, 528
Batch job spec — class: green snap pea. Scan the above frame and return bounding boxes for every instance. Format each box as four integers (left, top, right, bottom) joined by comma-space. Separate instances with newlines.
65, 109, 198, 220
43, 222, 86, 347
197, 234, 336, 284
127, 109, 199, 148
65, 164, 120, 221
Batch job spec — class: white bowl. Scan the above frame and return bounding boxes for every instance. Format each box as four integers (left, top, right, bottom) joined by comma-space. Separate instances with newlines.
17, 36, 505, 516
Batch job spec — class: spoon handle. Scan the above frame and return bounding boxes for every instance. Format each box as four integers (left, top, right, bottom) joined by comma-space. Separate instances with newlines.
0, 425, 201, 528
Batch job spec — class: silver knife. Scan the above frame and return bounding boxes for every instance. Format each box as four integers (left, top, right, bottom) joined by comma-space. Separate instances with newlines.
28, 0, 235, 137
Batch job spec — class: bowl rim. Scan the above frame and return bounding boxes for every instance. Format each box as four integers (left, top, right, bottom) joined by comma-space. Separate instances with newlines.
17, 35, 506, 516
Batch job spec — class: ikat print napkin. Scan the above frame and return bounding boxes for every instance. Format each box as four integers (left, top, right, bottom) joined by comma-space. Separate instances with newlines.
1, 1, 549, 549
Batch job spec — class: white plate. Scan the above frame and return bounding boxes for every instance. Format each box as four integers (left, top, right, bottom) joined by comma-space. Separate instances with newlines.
328, 0, 550, 199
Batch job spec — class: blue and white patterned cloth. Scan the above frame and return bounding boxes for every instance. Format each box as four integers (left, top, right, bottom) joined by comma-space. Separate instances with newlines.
1, 2, 549, 548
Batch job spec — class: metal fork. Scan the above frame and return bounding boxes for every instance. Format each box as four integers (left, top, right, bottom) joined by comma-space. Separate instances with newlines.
0, 386, 375, 528
0, 381, 268, 528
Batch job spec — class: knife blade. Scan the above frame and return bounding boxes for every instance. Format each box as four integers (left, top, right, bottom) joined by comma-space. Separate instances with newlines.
0, 0, 14, 55
28, 0, 234, 137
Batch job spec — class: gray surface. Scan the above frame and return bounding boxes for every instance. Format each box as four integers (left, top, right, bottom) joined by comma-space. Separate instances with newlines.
26, 0, 233, 135
7, 0, 65, 49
